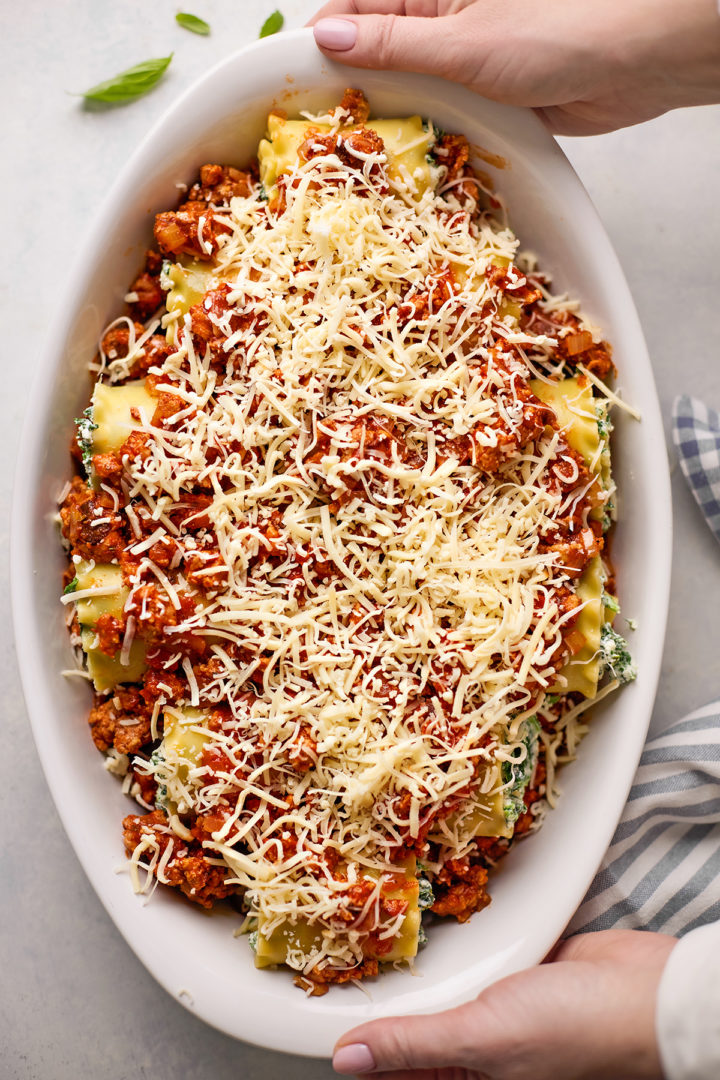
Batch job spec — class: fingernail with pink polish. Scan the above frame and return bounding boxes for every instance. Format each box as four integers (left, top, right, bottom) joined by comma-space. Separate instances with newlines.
333, 1042, 375, 1075
313, 18, 358, 52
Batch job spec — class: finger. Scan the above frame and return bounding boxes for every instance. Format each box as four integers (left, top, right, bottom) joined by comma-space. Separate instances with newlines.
332, 1000, 496, 1074
310, 2, 403, 24
534, 105, 609, 137
309, 2, 442, 25
370, 1070, 483, 1080
312, 11, 476, 80
540, 938, 564, 964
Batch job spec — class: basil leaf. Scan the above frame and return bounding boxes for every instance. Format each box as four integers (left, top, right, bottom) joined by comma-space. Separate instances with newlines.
82, 55, 173, 104
63, 577, 79, 595
259, 9, 284, 38
176, 12, 210, 35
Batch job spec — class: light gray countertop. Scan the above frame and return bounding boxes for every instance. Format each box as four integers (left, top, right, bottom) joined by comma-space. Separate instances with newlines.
2, 2, 719, 1077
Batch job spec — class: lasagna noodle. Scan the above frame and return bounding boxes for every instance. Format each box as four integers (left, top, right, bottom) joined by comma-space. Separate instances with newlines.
165, 259, 220, 319
555, 556, 604, 697
91, 381, 155, 454
258, 113, 435, 198
75, 560, 147, 691
255, 859, 421, 969
429, 763, 512, 846
531, 377, 608, 698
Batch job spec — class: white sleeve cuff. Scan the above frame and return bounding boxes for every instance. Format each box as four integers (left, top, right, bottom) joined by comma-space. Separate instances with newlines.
657, 922, 720, 1080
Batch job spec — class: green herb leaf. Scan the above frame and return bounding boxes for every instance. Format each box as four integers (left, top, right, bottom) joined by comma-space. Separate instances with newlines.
176, 12, 210, 35
259, 9, 284, 38
63, 577, 79, 595
81, 55, 173, 104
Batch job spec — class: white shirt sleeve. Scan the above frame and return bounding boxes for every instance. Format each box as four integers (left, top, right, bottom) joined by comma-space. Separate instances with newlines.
656, 922, 720, 1080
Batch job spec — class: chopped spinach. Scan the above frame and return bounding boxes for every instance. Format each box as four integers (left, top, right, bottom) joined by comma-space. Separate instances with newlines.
417, 877, 434, 911
74, 407, 98, 476
596, 402, 612, 439
599, 624, 637, 685
503, 717, 540, 825
151, 747, 169, 810
602, 592, 620, 615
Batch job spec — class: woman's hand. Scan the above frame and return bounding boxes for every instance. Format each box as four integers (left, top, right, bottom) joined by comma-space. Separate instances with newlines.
310, 0, 720, 135
332, 929, 677, 1079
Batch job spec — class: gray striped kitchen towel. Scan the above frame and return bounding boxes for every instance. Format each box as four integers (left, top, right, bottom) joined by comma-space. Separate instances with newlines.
568, 701, 720, 937
567, 395, 720, 937
673, 394, 720, 544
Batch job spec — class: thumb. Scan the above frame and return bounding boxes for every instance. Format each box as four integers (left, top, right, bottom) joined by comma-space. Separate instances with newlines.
332, 999, 497, 1075
313, 13, 474, 81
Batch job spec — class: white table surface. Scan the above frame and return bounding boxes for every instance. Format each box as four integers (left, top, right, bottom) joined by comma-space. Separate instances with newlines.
2, 2, 719, 1076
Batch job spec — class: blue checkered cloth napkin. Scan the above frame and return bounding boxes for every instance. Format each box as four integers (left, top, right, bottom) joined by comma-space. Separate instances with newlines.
566, 396, 720, 937
672, 395, 720, 544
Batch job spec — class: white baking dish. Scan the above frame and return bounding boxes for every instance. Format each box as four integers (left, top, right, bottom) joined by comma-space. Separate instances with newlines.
11, 27, 672, 1058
